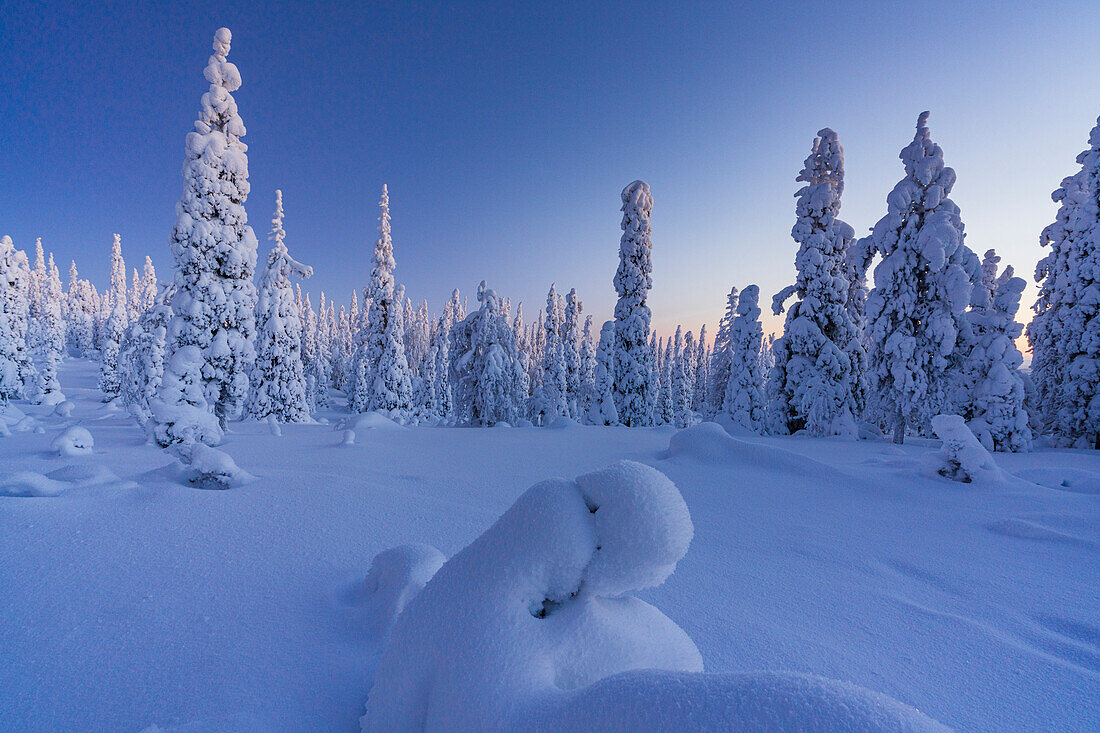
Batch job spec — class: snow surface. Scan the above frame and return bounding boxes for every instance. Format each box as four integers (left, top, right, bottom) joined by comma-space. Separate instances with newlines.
0, 359, 1098, 731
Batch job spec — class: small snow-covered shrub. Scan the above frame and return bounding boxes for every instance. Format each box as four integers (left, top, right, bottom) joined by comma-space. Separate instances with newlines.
51, 426, 93, 457
0, 471, 68, 497
345, 544, 446, 641
925, 415, 1004, 484
53, 400, 75, 417
175, 443, 255, 490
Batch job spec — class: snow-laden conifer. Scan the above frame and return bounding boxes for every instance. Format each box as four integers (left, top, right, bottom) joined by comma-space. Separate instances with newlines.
352, 186, 414, 416
723, 285, 766, 433
588, 320, 619, 425
99, 234, 128, 399
707, 287, 738, 417
577, 314, 596, 421
28, 247, 65, 405
769, 129, 863, 438
247, 190, 313, 422
531, 284, 569, 424
449, 281, 526, 426
0, 235, 30, 405
613, 180, 654, 426
121, 285, 171, 428
864, 112, 975, 443
159, 27, 258, 440
562, 288, 583, 418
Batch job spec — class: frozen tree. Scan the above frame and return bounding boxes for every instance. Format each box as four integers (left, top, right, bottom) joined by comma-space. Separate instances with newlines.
864, 112, 975, 443
658, 336, 674, 425
769, 128, 864, 438
562, 288, 583, 418
121, 285, 171, 428
577, 314, 597, 421
673, 329, 696, 428
247, 190, 314, 423
588, 320, 619, 425
127, 268, 142, 322
352, 185, 414, 416
449, 281, 526, 426
99, 234, 128, 399
693, 323, 708, 414
723, 285, 766, 433
65, 262, 95, 357
301, 293, 328, 412
159, 27, 258, 440
613, 180, 654, 426
707, 287, 738, 417
962, 257, 1032, 452
139, 257, 157, 313
531, 284, 569, 424
511, 302, 531, 412
1027, 115, 1100, 447
151, 346, 221, 447
28, 247, 65, 405
0, 235, 30, 405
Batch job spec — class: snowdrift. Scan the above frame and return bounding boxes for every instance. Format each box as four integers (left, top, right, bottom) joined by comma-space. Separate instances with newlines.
360, 460, 945, 731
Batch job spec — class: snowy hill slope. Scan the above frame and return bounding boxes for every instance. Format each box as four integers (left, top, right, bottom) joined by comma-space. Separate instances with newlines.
0, 360, 1097, 731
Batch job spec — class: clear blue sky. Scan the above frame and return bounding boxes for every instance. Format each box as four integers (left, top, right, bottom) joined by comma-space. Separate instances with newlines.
3, 0, 1100, 339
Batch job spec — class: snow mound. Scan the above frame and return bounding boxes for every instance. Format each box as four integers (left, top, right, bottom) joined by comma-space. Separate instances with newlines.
361, 459, 945, 731
0, 471, 68, 497
924, 415, 1004, 484
175, 443, 255, 490
361, 460, 699, 730
51, 426, 94, 456
546, 416, 583, 430
1015, 467, 1100, 495
38, 390, 67, 406
537, 669, 949, 732
345, 412, 407, 432
665, 422, 842, 479
859, 421, 885, 441
342, 429, 356, 446
343, 544, 446, 641
53, 400, 75, 417
46, 463, 128, 489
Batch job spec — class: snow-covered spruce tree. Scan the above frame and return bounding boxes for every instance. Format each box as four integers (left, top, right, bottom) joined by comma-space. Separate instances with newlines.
577, 314, 597, 421
511, 302, 531, 413
723, 285, 767, 433
707, 286, 738, 418
531, 284, 569, 424
964, 259, 1032, 452
151, 345, 221, 447
449, 281, 526, 426
128, 268, 142, 322
1027, 116, 1100, 447
99, 233, 128, 400
673, 329, 695, 428
13, 249, 37, 394
613, 180, 655, 426
159, 27, 258, 441
121, 285, 172, 428
139, 256, 157, 314
864, 112, 975, 443
693, 323, 708, 414
769, 129, 864, 438
28, 249, 65, 405
588, 320, 619, 425
47, 255, 65, 347
658, 336, 674, 425
352, 185, 414, 416
247, 190, 313, 423
64, 262, 95, 357
562, 288, 583, 419
301, 293, 328, 412
0, 235, 30, 405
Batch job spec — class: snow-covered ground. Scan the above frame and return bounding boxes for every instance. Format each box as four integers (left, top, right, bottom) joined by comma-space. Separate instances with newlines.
1, 360, 1097, 731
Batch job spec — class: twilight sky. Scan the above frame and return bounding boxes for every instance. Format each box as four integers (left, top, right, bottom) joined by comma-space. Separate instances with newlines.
3, 0, 1100, 340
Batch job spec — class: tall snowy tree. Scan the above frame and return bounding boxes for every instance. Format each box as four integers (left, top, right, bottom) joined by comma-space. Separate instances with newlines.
139, 256, 158, 314
99, 233, 128, 399
588, 320, 619, 425
247, 190, 313, 423
1027, 115, 1100, 447
448, 281, 526, 426
531, 284, 569, 424
562, 287, 583, 419
963, 256, 1032, 452
0, 235, 30, 405
577, 314, 597, 421
613, 180, 655, 426
863, 112, 975, 443
121, 285, 171, 428
352, 185, 414, 416
158, 27, 258, 442
673, 329, 696, 428
707, 286, 738, 417
723, 285, 767, 433
28, 247, 65, 405
769, 128, 864, 438
693, 323, 709, 414
64, 262, 95, 357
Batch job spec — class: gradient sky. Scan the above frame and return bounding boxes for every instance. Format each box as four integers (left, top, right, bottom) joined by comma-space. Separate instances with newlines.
4, 0, 1100, 341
